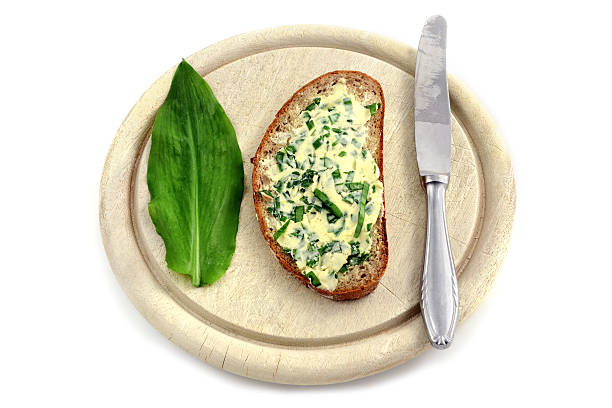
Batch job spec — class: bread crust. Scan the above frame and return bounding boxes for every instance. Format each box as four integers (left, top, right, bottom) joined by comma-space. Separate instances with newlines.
251, 71, 388, 300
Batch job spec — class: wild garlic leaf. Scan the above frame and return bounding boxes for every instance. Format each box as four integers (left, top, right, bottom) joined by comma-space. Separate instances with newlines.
147, 60, 244, 286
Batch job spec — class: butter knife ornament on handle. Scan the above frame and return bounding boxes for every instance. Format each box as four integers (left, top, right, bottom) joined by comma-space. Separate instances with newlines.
414, 15, 459, 349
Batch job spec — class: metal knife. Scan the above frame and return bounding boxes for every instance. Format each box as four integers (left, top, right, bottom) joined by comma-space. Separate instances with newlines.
414, 15, 459, 349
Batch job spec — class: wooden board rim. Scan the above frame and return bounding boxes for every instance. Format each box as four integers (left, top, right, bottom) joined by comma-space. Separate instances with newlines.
99, 25, 516, 384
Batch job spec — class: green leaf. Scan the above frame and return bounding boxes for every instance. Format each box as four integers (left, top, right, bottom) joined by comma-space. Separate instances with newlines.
147, 60, 244, 287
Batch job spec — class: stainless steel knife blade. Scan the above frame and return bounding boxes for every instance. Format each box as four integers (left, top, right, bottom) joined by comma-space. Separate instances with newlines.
414, 15, 459, 350
415, 15, 451, 179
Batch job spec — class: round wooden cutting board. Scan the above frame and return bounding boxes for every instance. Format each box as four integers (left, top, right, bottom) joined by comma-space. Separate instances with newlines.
99, 25, 515, 384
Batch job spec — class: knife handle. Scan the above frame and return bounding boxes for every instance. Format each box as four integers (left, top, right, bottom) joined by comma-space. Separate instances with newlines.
421, 179, 459, 349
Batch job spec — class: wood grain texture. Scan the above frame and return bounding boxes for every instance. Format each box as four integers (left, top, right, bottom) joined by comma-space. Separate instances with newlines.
99, 25, 515, 384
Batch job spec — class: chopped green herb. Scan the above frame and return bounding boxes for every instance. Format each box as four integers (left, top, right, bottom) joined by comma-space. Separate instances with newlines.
346, 182, 363, 191
257, 190, 273, 199
333, 214, 346, 235
299, 169, 316, 187
294, 206, 304, 222
327, 212, 340, 223
306, 120, 315, 130
353, 182, 369, 238
273, 179, 283, 191
331, 169, 341, 180
305, 271, 321, 287
349, 240, 360, 255
348, 252, 369, 266
367, 223, 372, 232
318, 240, 343, 255
312, 136, 324, 150
329, 113, 340, 124
313, 188, 343, 218
337, 249, 369, 273
314, 97, 321, 105
285, 145, 297, 154
275, 151, 284, 170
365, 103, 378, 115
332, 127, 341, 133
305, 102, 316, 111
274, 220, 290, 240
289, 227, 304, 240
338, 151, 347, 157
306, 256, 319, 268
362, 149, 367, 159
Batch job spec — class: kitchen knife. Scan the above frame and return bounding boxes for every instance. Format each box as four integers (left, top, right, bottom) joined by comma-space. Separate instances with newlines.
414, 15, 459, 349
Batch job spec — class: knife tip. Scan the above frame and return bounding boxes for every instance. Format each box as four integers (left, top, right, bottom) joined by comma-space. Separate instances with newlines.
427, 15, 447, 27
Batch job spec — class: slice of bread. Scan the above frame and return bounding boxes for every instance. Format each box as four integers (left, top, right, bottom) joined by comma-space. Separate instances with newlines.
251, 71, 388, 300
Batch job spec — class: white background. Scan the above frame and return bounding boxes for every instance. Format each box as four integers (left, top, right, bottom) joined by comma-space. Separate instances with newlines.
1, 1, 611, 406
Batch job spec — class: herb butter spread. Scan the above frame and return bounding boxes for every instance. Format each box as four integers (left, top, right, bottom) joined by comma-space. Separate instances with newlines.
261, 79, 383, 291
